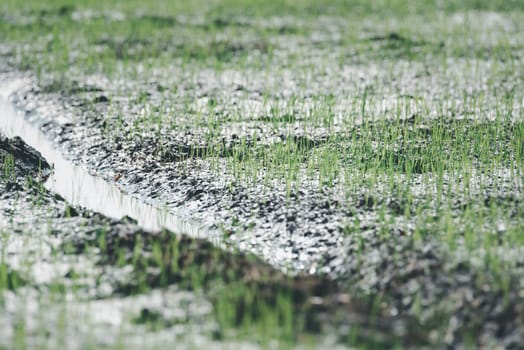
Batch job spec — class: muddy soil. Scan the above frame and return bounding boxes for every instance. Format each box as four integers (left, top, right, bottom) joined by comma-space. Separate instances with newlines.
0, 7, 523, 347
0, 133, 426, 348
1, 61, 524, 347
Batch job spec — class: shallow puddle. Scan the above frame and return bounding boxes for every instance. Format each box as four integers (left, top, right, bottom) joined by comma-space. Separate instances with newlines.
0, 80, 220, 241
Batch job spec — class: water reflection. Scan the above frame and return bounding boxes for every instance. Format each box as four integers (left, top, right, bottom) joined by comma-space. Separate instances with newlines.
0, 81, 219, 241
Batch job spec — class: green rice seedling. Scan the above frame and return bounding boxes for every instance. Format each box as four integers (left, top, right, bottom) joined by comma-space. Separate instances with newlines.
0, 262, 25, 291
1, 0, 524, 347
2, 154, 15, 181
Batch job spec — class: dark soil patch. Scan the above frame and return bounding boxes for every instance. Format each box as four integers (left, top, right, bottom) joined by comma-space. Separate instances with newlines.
68, 221, 426, 346
0, 134, 51, 193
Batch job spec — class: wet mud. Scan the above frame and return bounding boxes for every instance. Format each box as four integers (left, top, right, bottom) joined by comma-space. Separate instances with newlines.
2, 68, 524, 348
0, 133, 425, 348
1, 6, 523, 348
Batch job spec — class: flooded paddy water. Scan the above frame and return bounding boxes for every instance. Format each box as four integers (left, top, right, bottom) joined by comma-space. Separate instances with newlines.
0, 80, 222, 240
1, 0, 524, 348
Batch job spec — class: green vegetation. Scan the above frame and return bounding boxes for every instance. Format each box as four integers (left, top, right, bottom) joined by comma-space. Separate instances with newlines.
0, 208, 397, 349
0, 140, 400, 349
1, 0, 523, 348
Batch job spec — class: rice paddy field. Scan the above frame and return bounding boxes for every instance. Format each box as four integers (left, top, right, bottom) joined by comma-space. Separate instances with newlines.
0, 0, 523, 348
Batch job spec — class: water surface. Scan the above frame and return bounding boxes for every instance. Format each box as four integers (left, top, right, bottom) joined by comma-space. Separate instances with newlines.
0, 80, 218, 239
